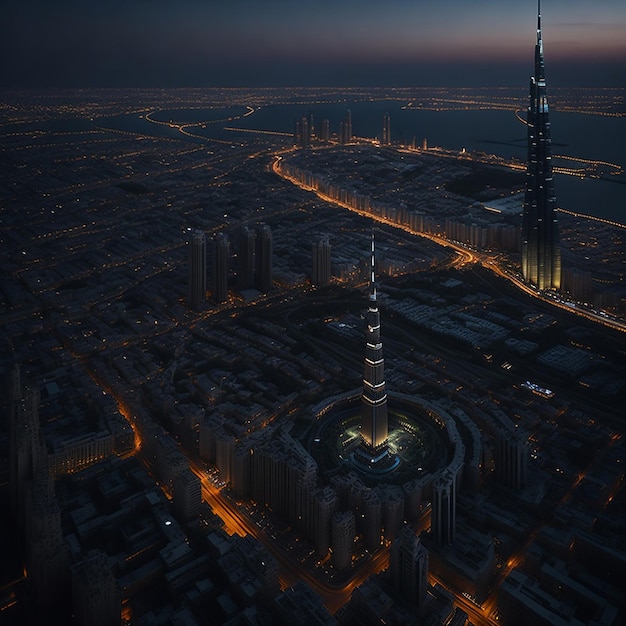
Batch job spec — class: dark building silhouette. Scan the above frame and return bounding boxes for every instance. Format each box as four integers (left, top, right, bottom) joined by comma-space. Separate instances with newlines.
295, 115, 310, 148
495, 426, 529, 491
382, 112, 391, 145
320, 118, 331, 142
211, 232, 229, 303
188, 229, 206, 308
311, 238, 331, 287
238, 225, 255, 290
340, 109, 353, 144
390, 526, 429, 608
255, 224, 273, 292
521, 0, 561, 291
432, 470, 456, 547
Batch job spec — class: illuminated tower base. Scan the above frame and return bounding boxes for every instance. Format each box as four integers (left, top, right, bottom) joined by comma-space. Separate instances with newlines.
351, 231, 399, 474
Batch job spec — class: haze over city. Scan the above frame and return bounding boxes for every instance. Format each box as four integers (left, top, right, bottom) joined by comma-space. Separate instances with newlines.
2, 0, 626, 87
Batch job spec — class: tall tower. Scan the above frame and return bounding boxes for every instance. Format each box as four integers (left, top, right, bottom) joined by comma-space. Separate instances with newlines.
211, 232, 229, 303
521, 0, 561, 291
360, 232, 389, 458
255, 224, 273, 292
188, 229, 206, 308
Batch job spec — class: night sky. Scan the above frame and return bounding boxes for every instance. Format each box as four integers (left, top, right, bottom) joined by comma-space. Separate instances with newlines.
1, 0, 625, 88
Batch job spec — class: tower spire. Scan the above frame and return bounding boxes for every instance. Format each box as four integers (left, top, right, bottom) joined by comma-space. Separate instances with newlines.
370, 228, 376, 300
358, 228, 389, 460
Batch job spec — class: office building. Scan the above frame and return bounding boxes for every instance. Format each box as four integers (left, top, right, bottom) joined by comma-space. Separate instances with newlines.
311, 238, 331, 287
390, 526, 429, 608
255, 224, 273, 292
188, 229, 206, 308
211, 232, 229, 303
520, 0, 561, 290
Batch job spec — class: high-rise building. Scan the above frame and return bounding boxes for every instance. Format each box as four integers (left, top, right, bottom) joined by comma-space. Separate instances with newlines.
346, 109, 352, 142
311, 238, 331, 287
432, 470, 456, 547
173, 467, 202, 522
331, 510, 355, 571
339, 109, 353, 144
9, 376, 44, 526
382, 112, 391, 145
359, 232, 389, 460
238, 225, 255, 290
390, 526, 429, 608
188, 229, 206, 308
360, 489, 382, 552
311, 486, 338, 556
495, 427, 528, 491
320, 118, 331, 142
26, 472, 70, 604
211, 232, 229, 303
521, 0, 561, 291
71, 550, 120, 626
307, 111, 315, 139
255, 224, 273, 292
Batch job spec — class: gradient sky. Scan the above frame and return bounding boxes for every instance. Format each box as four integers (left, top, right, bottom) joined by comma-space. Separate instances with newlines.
1, 0, 625, 88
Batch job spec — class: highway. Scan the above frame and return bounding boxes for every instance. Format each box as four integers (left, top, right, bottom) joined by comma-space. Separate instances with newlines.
273, 152, 626, 335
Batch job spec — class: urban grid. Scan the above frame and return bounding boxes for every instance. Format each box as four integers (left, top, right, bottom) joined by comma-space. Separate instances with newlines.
1, 3, 625, 626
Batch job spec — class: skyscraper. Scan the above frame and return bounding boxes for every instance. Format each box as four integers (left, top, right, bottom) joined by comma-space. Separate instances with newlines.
311, 238, 331, 287
340, 109, 353, 144
255, 224, 273, 292
188, 229, 206, 308
211, 232, 229, 303
432, 470, 456, 547
495, 426, 528, 491
359, 232, 389, 461
390, 526, 429, 608
520, 0, 561, 291
320, 118, 330, 142
238, 225, 255, 290
382, 112, 391, 145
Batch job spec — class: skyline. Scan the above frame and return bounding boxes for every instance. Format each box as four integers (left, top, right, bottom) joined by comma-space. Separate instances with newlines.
1, 0, 625, 89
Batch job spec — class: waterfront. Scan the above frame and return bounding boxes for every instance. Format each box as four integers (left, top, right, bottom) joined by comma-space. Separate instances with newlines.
93, 92, 626, 225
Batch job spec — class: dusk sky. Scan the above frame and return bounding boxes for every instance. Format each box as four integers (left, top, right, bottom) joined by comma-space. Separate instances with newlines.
1, 0, 625, 88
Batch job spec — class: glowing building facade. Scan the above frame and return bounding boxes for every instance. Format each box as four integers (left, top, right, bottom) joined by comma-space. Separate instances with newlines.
521, 0, 561, 290
360, 233, 389, 458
